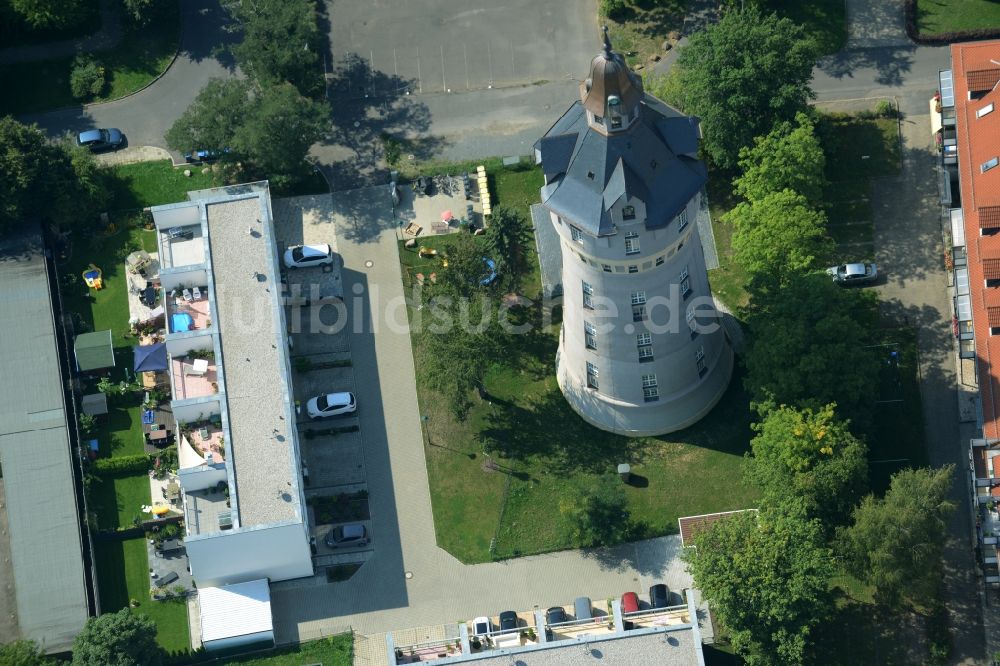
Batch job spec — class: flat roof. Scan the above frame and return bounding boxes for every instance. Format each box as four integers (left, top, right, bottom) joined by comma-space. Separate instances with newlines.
205, 195, 301, 526
199, 578, 272, 644
953, 40, 1000, 439
0, 233, 89, 652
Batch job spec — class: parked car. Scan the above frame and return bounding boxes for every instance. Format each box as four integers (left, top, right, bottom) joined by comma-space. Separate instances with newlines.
324, 523, 367, 548
472, 616, 491, 637
498, 610, 518, 631
621, 592, 639, 614
283, 243, 334, 269
183, 148, 229, 163
574, 596, 593, 620
649, 584, 669, 609
306, 391, 356, 419
77, 128, 125, 152
545, 606, 567, 625
827, 262, 878, 286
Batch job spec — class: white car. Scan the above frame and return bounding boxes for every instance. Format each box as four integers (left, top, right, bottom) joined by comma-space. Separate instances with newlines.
306, 392, 357, 419
471, 616, 491, 638
283, 243, 334, 269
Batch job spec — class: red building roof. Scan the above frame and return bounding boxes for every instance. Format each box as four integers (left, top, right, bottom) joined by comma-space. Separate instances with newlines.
954, 40, 1000, 440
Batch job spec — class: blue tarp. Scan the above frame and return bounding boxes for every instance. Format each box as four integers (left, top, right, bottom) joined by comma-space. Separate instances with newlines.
171, 313, 193, 332
133, 342, 168, 373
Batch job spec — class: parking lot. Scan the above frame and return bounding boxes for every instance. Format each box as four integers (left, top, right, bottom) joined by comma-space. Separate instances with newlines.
328, 0, 594, 96
272, 195, 373, 562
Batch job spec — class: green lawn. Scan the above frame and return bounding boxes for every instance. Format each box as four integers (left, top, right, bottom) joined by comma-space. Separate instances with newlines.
110, 160, 219, 210
705, 175, 750, 311
215, 634, 353, 665
916, 0, 1000, 35
602, 0, 688, 67
95, 539, 190, 653
400, 162, 757, 564
0, 2, 180, 115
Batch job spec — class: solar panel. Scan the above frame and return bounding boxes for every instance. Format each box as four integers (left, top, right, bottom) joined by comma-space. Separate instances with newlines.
940, 69, 955, 108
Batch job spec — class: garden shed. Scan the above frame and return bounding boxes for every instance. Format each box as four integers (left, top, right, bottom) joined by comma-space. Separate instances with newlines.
73, 330, 115, 372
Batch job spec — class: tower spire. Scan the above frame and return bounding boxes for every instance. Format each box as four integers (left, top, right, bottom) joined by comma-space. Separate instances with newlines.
602, 25, 612, 57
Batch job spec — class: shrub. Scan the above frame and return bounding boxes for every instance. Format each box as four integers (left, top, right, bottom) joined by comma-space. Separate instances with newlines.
874, 99, 896, 118
600, 0, 629, 19
79, 413, 96, 437
70, 55, 106, 100
92, 454, 152, 477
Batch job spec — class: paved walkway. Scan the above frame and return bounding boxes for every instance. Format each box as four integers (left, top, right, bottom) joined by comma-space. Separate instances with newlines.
268, 187, 694, 645
0, 0, 122, 65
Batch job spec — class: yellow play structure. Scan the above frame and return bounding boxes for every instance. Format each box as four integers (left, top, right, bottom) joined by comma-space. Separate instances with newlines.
82, 264, 104, 290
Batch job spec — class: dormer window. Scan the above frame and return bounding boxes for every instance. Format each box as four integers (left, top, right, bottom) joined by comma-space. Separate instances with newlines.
983, 157, 999, 173
593, 114, 604, 125
978, 103, 994, 118
608, 95, 622, 129
622, 205, 636, 220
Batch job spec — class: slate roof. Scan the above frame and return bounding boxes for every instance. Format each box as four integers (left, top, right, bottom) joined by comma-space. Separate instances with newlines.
535, 99, 707, 236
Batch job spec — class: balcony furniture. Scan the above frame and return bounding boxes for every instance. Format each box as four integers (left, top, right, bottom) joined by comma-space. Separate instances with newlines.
149, 429, 168, 442
182, 288, 193, 302
186, 359, 209, 376
192, 286, 202, 300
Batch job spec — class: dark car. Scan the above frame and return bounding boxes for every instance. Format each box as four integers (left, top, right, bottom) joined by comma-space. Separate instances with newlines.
621, 592, 639, 614
827, 262, 878, 286
324, 523, 367, 548
184, 148, 229, 163
77, 128, 125, 152
498, 611, 518, 632
546, 606, 568, 625
649, 584, 670, 609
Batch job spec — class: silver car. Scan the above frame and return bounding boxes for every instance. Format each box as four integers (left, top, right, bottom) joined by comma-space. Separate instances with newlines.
827, 262, 878, 286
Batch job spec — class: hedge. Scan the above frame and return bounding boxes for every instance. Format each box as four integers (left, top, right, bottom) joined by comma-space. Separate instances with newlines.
905, 0, 1000, 44
92, 454, 152, 477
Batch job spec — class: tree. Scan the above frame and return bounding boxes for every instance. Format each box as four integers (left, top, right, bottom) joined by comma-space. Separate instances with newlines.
165, 79, 253, 158
0, 639, 53, 666
670, 6, 819, 169
120, 0, 170, 26
69, 54, 106, 100
72, 609, 161, 666
685, 509, 833, 665
166, 80, 329, 190
735, 112, 827, 204
436, 233, 491, 299
9, 0, 88, 29
837, 465, 956, 607
483, 206, 532, 293
743, 273, 880, 427
232, 83, 328, 190
0, 117, 108, 234
747, 404, 867, 528
228, 0, 322, 96
728, 189, 833, 286
559, 477, 630, 548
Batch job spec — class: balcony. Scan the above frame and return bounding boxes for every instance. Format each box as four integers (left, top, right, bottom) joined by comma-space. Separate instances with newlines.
159, 225, 206, 268
165, 290, 211, 333
184, 485, 231, 536
181, 421, 225, 461
171, 356, 218, 400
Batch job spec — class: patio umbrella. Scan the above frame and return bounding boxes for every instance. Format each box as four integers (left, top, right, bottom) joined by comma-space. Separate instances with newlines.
134, 343, 168, 373
441, 210, 454, 222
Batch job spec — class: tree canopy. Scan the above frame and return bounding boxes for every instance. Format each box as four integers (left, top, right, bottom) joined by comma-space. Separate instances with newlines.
559, 476, 631, 548
735, 112, 827, 204
165, 79, 329, 190
72, 609, 161, 666
228, 0, 322, 96
743, 273, 880, 426
0, 639, 53, 666
747, 404, 868, 528
483, 206, 532, 293
7, 0, 87, 29
685, 509, 833, 665
837, 465, 956, 607
671, 6, 819, 169
0, 117, 110, 234
728, 189, 833, 286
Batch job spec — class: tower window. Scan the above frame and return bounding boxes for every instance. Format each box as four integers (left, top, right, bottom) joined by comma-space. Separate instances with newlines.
696, 347, 707, 377
585, 321, 597, 350
571, 226, 584, 243
602, 264, 612, 273
594, 114, 604, 125
632, 304, 645, 322
677, 208, 689, 231
622, 205, 636, 220
637, 333, 653, 362
630, 291, 646, 305
625, 232, 640, 255
628, 265, 638, 273
582, 281, 594, 309
587, 362, 599, 389
655, 256, 665, 266
642, 374, 659, 402
608, 95, 622, 129
680, 266, 691, 298
687, 306, 699, 339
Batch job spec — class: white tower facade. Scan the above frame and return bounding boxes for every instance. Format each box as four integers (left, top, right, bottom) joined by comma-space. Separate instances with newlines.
534, 31, 733, 436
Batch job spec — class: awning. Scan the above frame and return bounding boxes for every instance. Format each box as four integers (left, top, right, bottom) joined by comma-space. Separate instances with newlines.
951, 208, 966, 248
133, 343, 168, 373
930, 97, 942, 135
